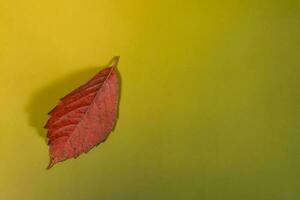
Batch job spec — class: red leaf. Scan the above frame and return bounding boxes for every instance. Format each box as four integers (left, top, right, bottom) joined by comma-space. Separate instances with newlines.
45, 56, 120, 169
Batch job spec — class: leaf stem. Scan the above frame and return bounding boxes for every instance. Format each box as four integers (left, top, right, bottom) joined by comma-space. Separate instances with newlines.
110, 56, 120, 68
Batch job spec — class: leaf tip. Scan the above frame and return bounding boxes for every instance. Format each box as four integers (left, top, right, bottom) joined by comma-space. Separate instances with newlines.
46, 158, 56, 170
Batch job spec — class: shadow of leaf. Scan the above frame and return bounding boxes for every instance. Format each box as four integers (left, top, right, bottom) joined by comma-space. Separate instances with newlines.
26, 66, 102, 142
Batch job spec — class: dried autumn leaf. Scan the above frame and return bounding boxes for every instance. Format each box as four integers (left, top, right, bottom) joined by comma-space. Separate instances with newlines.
45, 56, 120, 169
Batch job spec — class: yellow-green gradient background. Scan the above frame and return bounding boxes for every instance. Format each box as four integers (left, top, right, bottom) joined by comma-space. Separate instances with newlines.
0, 0, 299, 199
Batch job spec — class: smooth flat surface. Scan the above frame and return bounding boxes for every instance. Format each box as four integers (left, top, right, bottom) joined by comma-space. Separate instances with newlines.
0, 1, 299, 199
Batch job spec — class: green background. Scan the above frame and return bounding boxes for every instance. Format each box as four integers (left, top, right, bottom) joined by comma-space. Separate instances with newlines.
0, 0, 299, 199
